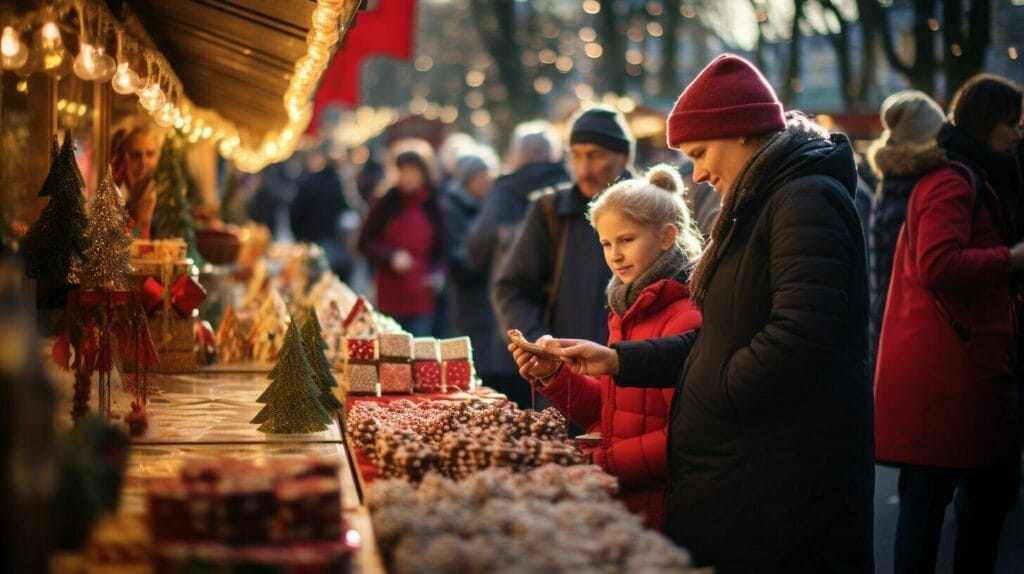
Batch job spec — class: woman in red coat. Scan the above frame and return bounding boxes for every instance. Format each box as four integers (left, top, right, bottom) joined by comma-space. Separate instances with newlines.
357, 139, 446, 336
510, 165, 704, 529
875, 74, 1024, 573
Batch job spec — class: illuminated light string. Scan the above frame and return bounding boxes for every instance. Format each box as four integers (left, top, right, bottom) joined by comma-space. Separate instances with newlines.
1, 0, 358, 173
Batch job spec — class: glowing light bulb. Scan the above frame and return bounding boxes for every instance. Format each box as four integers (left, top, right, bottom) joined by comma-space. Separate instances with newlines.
1, 27, 28, 70
154, 102, 178, 127
112, 62, 141, 94
39, 21, 64, 70
138, 81, 166, 111
73, 42, 100, 79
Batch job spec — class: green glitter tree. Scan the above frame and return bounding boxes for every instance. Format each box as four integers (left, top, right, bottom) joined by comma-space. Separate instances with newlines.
250, 321, 332, 434
300, 311, 343, 411
22, 130, 90, 307
151, 136, 204, 266
80, 168, 132, 291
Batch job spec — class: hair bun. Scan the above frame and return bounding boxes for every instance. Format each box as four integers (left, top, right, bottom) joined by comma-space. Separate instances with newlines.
645, 164, 684, 194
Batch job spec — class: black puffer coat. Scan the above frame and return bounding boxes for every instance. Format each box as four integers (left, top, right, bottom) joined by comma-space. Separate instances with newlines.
615, 120, 874, 573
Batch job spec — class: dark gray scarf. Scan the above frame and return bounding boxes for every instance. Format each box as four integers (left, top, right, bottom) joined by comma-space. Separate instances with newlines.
689, 114, 830, 307
607, 248, 688, 317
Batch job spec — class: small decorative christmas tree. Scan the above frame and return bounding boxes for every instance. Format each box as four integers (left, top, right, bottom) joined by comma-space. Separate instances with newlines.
22, 130, 90, 307
216, 304, 248, 363
151, 136, 204, 266
249, 289, 290, 363
250, 322, 332, 434
80, 168, 132, 291
300, 312, 342, 411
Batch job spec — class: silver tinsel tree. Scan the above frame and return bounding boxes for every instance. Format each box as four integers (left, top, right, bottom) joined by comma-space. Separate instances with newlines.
80, 168, 133, 291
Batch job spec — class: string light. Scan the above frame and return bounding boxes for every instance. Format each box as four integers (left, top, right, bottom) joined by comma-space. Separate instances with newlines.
1, 26, 28, 70
2, 0, 359, 172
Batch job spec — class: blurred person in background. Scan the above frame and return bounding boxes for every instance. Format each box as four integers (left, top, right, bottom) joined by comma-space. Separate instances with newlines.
356, 139, 446, 336
289, 141, 356, 281
463, 120, 569, 406
110, 119, 161, 238
864, 90, 946, 382
444, 152, 512, 390
874, 74, 1024, 574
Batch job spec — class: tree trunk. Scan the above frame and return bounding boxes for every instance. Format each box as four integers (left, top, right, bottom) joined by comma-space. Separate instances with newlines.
470, 0, 539, 132
599, 0, 627, 96
783, 0, 805, 105
856, 0, 878, 105
943, 0, 990, 99
660, 0, 681, 97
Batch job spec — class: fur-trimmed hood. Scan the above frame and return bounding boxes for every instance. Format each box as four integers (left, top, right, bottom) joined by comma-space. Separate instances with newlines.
867, 140, 946, 179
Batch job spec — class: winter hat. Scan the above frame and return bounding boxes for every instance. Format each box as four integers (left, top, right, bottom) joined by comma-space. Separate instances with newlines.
456, 154, 489, 186
569, 106, 634, 155
879, 90, 945, 147
667, 54, 786, 147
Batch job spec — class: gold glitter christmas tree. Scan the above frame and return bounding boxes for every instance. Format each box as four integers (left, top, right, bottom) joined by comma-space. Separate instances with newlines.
250, 321, 332, 434
80, 168, 133, 291
216, 304, 248, 363
300, 311, 342, 411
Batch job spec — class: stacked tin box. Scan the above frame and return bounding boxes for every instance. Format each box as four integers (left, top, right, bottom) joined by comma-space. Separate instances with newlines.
377, 333, 414, 394
343, 336, 378, 395
440, 337, 474, 391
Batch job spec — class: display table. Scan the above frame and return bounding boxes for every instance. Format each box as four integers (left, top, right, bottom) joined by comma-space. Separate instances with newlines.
117, 372, 384, 574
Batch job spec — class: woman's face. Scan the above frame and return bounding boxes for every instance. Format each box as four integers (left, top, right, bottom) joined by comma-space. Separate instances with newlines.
595, 210, 674, 285
397, 163, 426, 193
677, 138, 758, 197
986, 108, 1023, 155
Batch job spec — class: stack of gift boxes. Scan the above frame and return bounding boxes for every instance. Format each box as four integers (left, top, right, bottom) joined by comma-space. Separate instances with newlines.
146, 457, 353, 572
342, 333, 475, 396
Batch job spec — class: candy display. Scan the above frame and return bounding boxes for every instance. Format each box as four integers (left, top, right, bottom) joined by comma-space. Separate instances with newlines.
366, 465, 697, 574
345, 400, 576, 481
379, 362, 414, 394
378, 332, 413, 360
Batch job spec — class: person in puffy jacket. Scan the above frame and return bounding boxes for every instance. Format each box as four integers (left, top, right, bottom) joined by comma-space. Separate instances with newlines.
510, 164, 703, 529
865, 90, 946, 379
529, 54, 875, 573
874, 73, 1024, 574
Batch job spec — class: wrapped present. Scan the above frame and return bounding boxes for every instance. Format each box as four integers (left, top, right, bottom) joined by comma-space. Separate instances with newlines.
443, 359, 472, 391
413, 361, 442, 393
439, 336, 472, 361
345, 362, 378, 395
379, 362, 413, 394
412, 337, 439, 361
377, 332, 413, 359
344, 337, 377, 362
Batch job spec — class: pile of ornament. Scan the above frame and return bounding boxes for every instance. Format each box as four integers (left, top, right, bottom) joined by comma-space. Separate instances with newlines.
367, 465, 697, 574
346, 399, 579, 481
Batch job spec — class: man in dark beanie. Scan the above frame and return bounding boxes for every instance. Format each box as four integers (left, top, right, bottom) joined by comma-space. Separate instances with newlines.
493, 106, 634, 406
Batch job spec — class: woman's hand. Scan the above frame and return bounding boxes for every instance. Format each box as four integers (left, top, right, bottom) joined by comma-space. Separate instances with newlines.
508, 335, 562, 382
391, 249, 413, 273
551, 339, 619, 377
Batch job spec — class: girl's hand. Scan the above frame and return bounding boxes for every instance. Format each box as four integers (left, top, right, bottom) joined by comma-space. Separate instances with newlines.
508, 335, 562, 382
550, 339, 619, 376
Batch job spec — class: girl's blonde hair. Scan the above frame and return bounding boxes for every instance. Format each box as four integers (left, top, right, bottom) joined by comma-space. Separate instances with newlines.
587, 164, 704, 262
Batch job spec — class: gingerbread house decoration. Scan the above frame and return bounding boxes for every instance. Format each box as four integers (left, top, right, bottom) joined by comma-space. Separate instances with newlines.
342, 296, 375, 337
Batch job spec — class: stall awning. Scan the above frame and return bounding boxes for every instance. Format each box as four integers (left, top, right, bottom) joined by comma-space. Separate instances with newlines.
117, 0, 319, 143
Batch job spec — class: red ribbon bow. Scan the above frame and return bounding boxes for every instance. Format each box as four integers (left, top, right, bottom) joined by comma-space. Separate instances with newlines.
140, 275, 207, 317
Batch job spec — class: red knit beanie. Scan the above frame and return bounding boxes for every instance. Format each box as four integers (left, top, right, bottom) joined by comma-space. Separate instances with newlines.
667, 54, 786, 148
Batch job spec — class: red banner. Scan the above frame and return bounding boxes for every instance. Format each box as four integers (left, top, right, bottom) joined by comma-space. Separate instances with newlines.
309, 0, 417, 130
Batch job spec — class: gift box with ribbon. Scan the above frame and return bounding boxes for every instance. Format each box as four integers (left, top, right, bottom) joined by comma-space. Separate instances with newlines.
443, 359, 473, 391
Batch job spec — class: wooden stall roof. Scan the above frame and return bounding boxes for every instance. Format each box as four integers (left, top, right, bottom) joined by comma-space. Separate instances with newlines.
110, 0, 321, 142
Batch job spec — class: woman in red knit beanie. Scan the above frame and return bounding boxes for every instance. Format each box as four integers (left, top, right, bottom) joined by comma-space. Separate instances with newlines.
534, 54, 874, 573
